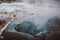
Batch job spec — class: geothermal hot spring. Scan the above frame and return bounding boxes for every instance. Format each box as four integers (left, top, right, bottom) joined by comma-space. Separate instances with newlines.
0, 0, 60, 37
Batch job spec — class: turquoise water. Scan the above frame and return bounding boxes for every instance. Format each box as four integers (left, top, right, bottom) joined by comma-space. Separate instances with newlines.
5, 20, 47, 36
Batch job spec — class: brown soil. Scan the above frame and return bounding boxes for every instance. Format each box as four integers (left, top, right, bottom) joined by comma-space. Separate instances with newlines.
2, 31, 33, 40
0, 21, 8, 29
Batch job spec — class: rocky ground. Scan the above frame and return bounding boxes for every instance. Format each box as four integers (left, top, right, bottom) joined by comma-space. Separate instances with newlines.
1, 30, 60, 40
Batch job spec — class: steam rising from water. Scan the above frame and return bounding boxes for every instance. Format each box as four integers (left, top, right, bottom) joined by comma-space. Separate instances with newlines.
1, 0, 60, 36
16, 0, 60, 7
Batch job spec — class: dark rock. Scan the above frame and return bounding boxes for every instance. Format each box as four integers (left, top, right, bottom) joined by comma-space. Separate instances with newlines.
45, 17, 60, 32
45, 32, 60, 40
2, 31, 33, 40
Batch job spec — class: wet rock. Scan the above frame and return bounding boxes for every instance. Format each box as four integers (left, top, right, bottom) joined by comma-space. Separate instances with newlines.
34, 34, 45, 40
45, 32, 60, 40
2, 31, 34, 40
45, 17, 60, 32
